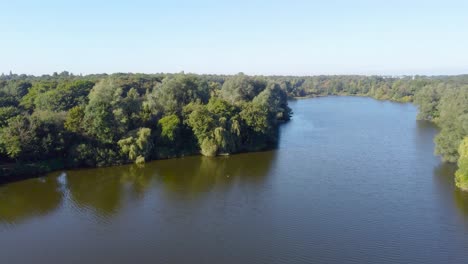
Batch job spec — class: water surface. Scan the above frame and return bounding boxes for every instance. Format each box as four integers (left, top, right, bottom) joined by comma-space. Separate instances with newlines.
1, 96, 468, 264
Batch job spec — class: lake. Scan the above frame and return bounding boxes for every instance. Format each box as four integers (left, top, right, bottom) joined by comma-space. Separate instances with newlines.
1, 96, 468, 264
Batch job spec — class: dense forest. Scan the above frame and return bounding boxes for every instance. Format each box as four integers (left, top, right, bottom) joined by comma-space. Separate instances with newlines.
0, 72, 467, 190
0, 72, 291, 179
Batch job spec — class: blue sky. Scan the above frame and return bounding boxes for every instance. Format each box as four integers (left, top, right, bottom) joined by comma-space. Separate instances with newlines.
1, 0, 468, 75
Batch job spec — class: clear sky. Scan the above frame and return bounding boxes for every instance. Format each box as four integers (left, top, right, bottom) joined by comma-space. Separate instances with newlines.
1, 0, 468, 76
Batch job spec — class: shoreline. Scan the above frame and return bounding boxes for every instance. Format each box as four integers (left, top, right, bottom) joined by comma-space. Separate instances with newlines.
0, 94, 418, 185
0, 94, 455, 189
0, 146, 278, 186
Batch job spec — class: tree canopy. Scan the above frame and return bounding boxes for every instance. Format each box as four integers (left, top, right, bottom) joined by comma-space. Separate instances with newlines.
0, 72, 289, 170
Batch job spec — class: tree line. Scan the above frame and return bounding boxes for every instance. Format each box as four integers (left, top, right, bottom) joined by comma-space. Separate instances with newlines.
0, 72, 290, 179
0, 72, 467, 191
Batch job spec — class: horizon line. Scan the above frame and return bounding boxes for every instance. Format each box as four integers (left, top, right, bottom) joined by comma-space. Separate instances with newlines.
2, 70, 468, 78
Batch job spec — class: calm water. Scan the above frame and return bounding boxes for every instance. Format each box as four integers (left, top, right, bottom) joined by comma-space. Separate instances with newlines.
1, 97, 468, 264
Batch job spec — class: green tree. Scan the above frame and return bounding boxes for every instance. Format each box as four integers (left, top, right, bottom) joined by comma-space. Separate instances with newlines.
413, 84, 443, 120
64, 106, 85, 133
220, 73, 267, 104
0, 116, 28, 159
35, 80, 94, 111
455, 137, 468, 190
0, 111, 66, 161
20, 81, 57, 110
434, 87, 468, 162
149, 74, 209, 114
83, 78, 124, 143
184, 98, 241, 156
158, 114, 180, 142
0, 107, 19, 127
118, 128, 153, 164
240, 102, 269, 134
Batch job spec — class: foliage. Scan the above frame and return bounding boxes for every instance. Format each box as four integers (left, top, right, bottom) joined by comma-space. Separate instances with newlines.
148, 74, 209, 114
83, 78, 126, 143
455, 138, 468, 190
118, 128, 153, 164
433, 87, 468, 162
34, 80, 94, 111
158, 114, 180, 142
220, 73, 267, 103
0, 107, 20, 127
64, 106, 85, 133
0, 111, 66, 161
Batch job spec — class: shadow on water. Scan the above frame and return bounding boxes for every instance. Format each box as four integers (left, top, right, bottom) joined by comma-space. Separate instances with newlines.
433, 162, 468, 219
454, 187, 468, 219
415, 120, 439, 146
65, 164, 154, 217
0, 172, 64, 225
416, 119, 439, 134
150, 151, 277, 198
0, 151, 277, 225
0, 151, 277, 223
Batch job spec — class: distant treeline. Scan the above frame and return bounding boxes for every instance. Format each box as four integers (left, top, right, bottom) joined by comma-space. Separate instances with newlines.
0, 72, 467, 190
270, 74, 468, 190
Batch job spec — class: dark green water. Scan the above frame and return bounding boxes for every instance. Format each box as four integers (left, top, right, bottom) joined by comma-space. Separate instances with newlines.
1, 96, 468, 264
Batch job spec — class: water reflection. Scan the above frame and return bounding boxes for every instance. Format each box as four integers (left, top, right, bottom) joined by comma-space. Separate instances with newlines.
454, 188, 468, 218
433, 162, 457, 187
433, 163, 468, 219
152, 151, 276, 197
414, 120, 438, 151
0, 172, 63, 224
0, 151, 276, 224
65, 164, 154, 216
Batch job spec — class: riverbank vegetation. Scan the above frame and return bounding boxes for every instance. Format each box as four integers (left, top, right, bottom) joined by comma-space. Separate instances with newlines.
0, 72, 290, 179
1, 72, 467, 189
456, 138, 468, 191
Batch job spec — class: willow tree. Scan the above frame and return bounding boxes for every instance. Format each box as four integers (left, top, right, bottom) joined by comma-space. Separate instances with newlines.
158, 114, 180, 142
118, 127, 153, 164
184, 98, 242, 156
